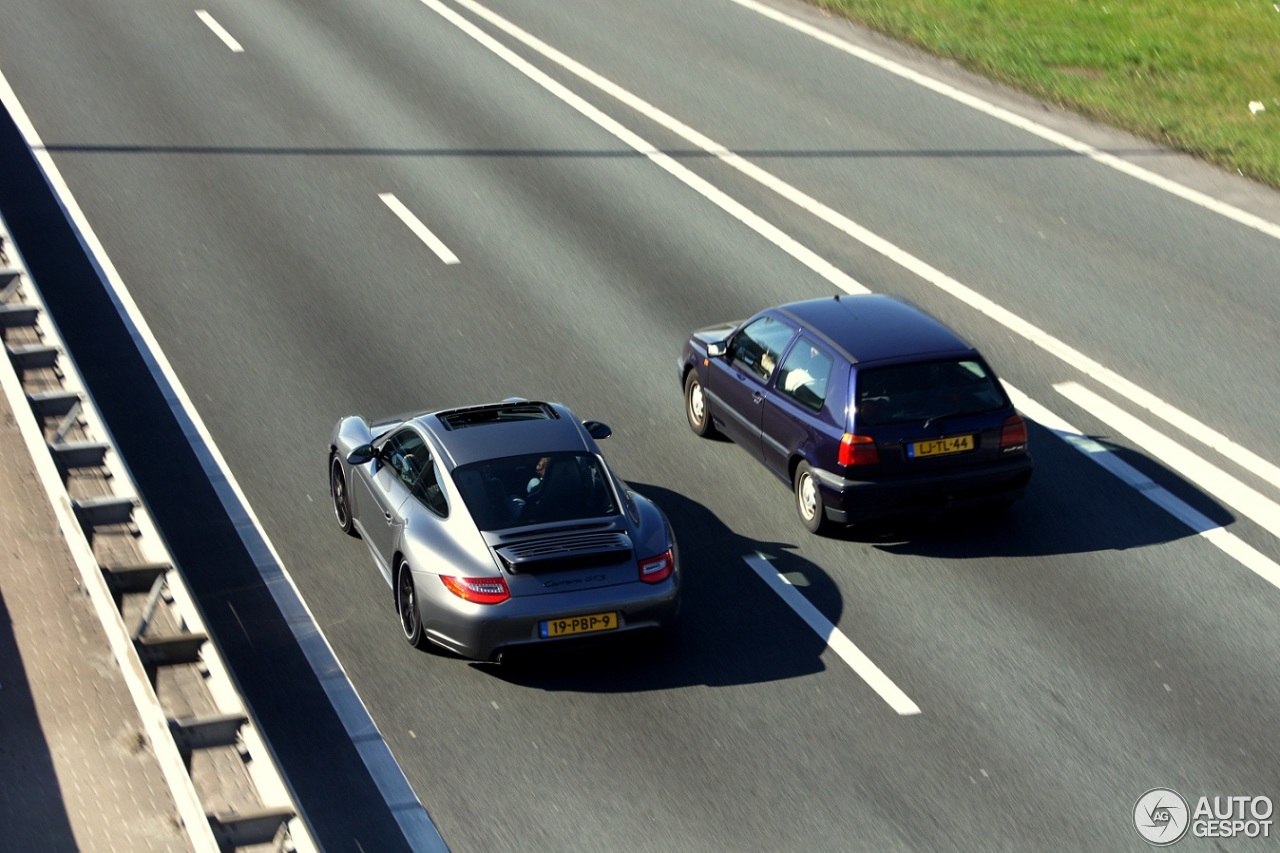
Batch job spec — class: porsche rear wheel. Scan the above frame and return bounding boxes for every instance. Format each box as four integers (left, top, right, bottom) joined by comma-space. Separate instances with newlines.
330, 455, 357, 537
397, 560, 427, 649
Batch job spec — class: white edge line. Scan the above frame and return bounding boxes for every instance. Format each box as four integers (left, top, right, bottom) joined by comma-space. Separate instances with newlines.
725, 0, 1280, 243
195, 10, 245, 53
0, 219, 221, 853
445, 0, 1280, 496
10, 0, 1277, 805
0, 68, 447, 853
379, 193, 460, 264
1006, 383, 1280, 591
743, 554, 921, 715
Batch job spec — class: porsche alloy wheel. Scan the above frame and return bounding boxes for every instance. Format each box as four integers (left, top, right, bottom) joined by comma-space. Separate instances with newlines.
397, 560, 427, 648
331, 455, 357, 537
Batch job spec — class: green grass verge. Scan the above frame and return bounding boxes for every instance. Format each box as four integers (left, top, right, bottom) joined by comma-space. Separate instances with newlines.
816, 0, 1280, 188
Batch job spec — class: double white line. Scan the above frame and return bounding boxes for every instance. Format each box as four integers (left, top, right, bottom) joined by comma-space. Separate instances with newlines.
420, 0, 1280, 715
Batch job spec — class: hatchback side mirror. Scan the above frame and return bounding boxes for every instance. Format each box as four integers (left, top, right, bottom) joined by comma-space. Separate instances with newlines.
583, 421, 613, 440
347, 444, 376, 465
707, 341, 727, 358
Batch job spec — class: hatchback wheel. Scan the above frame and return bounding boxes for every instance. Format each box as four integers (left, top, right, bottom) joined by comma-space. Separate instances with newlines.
397, 560, 427, 649
330, 455, 357, 537
794, 461, 830, 535
684, 371, 715, 437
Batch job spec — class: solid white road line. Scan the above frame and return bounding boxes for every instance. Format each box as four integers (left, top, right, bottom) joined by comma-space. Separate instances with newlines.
726, 0, 1280, 243
441, 0, 1280, 498
0, 67, 447, 853
416, 0, 869, 293
379, 193, 460, 264
195, 10, 245, 53
427, 0, 1280, 594
743, 553, 921, 716
1006, 384, 1280, 591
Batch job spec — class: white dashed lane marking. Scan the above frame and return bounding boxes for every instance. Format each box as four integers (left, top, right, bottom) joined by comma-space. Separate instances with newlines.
195, 10, 244, 53
744, 553, 921, 716
379, 193, 460, 265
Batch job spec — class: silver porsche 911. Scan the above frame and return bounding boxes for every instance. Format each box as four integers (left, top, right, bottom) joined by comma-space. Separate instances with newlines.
328, 399, 680, 661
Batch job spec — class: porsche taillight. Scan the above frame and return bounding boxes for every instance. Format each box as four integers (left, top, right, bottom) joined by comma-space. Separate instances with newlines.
639, 549, 674, 584
838, 433, 879, 466
440, 575, 510, 604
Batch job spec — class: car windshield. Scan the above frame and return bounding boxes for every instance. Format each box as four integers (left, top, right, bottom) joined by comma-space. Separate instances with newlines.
452, 451, 620, 530
855, 359, 1008, 427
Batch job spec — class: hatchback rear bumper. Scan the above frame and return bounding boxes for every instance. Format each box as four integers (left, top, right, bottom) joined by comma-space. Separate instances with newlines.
818, 455, 1033, 523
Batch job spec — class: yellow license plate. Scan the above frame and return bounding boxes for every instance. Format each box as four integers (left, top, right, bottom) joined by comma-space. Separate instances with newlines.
541, 612, 619, 638
910, 434, 974, 458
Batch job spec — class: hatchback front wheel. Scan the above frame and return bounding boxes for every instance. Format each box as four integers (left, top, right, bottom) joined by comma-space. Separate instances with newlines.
684, 371, 715, 437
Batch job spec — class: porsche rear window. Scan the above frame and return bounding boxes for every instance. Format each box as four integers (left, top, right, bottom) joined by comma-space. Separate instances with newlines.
453, 452, 619, 531
855, 359, 1007, 427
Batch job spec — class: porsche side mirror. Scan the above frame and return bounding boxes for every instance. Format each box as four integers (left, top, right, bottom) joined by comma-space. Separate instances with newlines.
583, 420, 613, 440
347, 444, 376, 465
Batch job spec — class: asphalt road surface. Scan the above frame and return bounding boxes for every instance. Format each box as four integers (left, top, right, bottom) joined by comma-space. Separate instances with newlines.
3, 0, 1279, 850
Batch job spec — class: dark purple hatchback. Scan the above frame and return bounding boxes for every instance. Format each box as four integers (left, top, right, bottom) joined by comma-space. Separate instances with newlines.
678, 294, 1033, 533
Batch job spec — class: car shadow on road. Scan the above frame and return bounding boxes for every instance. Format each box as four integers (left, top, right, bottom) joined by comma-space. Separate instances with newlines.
475, 483, 842, 692
846, 420, 1235, 559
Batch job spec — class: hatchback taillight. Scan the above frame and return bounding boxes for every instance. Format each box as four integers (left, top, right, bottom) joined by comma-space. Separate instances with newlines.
440, 575, 510, 604
639, 549, 674, 584
1000, 414, 1028, 450
838, 433, 879, 466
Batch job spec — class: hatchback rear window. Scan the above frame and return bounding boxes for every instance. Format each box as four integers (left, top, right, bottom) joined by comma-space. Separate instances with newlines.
855, 359, 1007, 426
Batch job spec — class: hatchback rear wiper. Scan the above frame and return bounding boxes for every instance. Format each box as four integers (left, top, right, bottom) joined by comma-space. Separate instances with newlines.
922, 410, 965, 431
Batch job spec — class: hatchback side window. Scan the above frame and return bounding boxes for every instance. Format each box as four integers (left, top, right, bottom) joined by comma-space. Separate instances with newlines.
777, 337, 835, 411
728, 316, 795, 382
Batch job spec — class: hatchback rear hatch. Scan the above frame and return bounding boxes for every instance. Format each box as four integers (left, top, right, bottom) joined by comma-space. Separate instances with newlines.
849, 356, 1025, 473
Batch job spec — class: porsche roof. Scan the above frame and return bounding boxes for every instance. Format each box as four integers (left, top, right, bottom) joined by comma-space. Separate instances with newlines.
418, 401, 594, 468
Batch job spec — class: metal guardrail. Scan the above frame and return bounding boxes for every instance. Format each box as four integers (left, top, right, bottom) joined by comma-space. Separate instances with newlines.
0, 217, 317, 853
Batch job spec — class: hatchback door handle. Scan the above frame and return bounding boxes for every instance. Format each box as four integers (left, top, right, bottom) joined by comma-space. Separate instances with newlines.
752, 391, 764, 404
384, 511, 393, 522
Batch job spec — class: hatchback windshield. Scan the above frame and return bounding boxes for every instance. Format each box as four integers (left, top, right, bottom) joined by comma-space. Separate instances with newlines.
855, 359, 1007, 427
453, 451, 619, 530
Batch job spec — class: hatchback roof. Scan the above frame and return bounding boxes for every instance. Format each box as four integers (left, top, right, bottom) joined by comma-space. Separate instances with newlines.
776, 294, 974, 364
418, 401, 592, 469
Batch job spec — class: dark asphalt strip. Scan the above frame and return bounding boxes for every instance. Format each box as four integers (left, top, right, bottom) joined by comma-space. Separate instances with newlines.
0, 103, 419, 853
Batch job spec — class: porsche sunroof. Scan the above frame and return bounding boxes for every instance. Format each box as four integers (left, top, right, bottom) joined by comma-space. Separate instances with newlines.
438, 401, 557, 430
